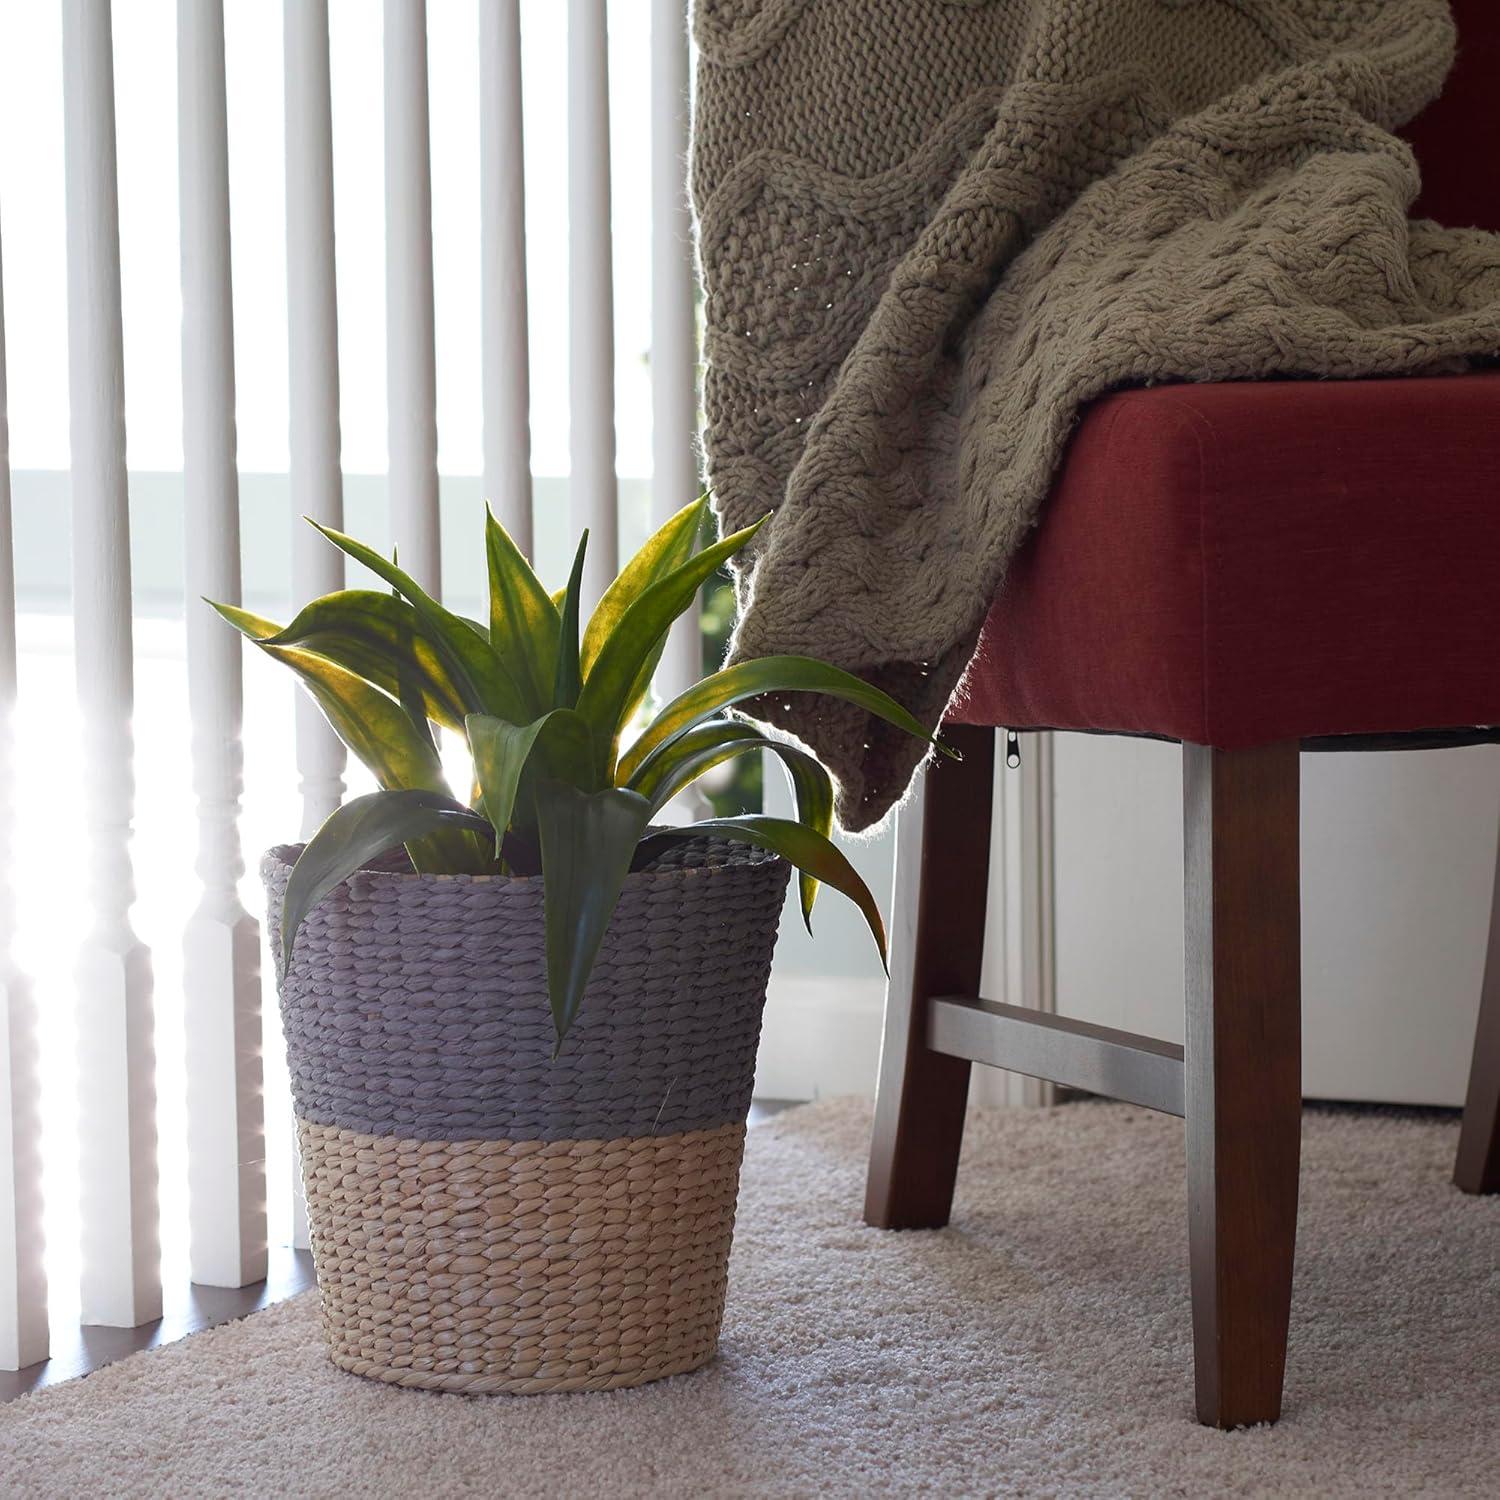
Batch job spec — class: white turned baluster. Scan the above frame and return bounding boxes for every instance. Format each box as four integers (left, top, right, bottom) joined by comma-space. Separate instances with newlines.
385, 0, 441, 596
179, 0, 268, 1291
284, 0, 344, 1250
479, 0, 533, 557
0, 229, 47, 1372
286, 0, 345, 833
651, 0, 701, 706
62, 0, 161, 1328
569, 0, 617, 608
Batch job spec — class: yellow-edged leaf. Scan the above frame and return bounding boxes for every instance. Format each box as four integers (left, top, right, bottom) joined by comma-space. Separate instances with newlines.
486, 508, 560, 716
245, 591, 470, 729
307, 519, 530, 722
253, 640, 448, 794
580, 494, 706, 687
574, 516, 767, 780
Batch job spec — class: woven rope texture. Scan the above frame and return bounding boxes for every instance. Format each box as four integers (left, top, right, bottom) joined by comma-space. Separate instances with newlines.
299, 1119, 746, 1394
263, 839, 789, 1141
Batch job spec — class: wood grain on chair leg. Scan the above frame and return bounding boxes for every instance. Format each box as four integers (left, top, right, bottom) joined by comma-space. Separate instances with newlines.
1455, 815, 1500, 1194
864, 725, 995, 1230
1183, 741, 1302, 1429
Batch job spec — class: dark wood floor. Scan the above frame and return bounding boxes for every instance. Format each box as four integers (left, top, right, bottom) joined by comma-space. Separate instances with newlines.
0, 1099, 799, 1403
0, 1247, 318, 1402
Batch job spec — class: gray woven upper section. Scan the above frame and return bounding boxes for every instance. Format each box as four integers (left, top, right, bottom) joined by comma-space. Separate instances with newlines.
262, 838, 789, 1142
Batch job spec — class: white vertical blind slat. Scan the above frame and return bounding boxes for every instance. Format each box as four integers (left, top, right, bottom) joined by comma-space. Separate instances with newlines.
285, 0, 345, 834
0, 229, 48, 1372
568, 0, 618, 609
384, 0, 441, 596
651, 0, 700, 705
178, 0, 268, 1292
479, 0, 533, 557
283, 0, 345, 1251
61, 0, 161, 1329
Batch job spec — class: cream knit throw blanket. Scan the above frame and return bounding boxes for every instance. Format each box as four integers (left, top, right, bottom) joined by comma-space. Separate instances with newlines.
691, 0, 1500, 831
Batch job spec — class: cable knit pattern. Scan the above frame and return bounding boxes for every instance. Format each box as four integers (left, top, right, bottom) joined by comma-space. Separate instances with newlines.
692, 0, 1500, 831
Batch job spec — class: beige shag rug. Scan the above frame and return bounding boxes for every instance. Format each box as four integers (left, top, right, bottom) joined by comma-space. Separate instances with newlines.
3, 1098, 1496, 1498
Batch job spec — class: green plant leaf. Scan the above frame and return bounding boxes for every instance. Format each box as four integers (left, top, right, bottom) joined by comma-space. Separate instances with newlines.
520, 715, 596, 843
486, 508, 561, 716
626, 719, 763, 806
580, 494, 706, 703
619, 655, 953, 786
307, 520, 530, 722
629, 721, 834, 928
208, 600, 285, 641
774, 748, 837, 930
213, 591, 470, 730
391, 592, 439, 757
278, 789, 491, 975
641, 815, 887, 970
574, 515, 767, 780
467, 708, 596, 851
211, 597, 480, 872
247, 637, 449, 795
552, 531, 588, 709
300, 592, 466, 730
467, 713, 541, 847
533, 780, 653, 1052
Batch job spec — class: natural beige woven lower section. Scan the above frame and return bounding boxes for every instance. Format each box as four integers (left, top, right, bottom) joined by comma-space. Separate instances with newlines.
297, 1118, 746, 1395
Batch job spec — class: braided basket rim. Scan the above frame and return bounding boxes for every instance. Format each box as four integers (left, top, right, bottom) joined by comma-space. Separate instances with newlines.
261, 830, 783, 892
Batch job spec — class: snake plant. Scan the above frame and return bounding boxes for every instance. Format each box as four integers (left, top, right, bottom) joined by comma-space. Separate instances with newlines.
212, 497, 945, 1050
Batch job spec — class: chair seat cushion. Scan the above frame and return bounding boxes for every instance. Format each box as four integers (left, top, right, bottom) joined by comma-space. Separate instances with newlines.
952, 373, 1500, 746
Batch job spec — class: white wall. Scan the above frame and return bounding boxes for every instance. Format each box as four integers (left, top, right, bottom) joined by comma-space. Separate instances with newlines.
754, 738, 1052, 1105
753, 763, 892, 1101
1053, 734, 1498, 1107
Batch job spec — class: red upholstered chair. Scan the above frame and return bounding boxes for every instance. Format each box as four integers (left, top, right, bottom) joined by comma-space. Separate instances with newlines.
864, 0, 1500, 1430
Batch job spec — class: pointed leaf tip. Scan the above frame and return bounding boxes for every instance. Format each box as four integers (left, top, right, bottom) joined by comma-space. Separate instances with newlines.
580, 493, 708, 684
552, 532, 590, 709
485, 507, 561, 716
639, 814, 887, 973
534, 781, 652, 1049
573, 515, 768, 781
278, 790, 490, 975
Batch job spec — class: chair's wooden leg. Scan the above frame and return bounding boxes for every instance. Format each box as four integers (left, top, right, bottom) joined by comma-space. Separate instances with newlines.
864, 724, 995, 1230
1183, 741, 1302, 1429
1455, 814, 1500, 1194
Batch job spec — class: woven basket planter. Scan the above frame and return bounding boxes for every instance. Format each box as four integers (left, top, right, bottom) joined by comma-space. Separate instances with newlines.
262, 836, 789, 1395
